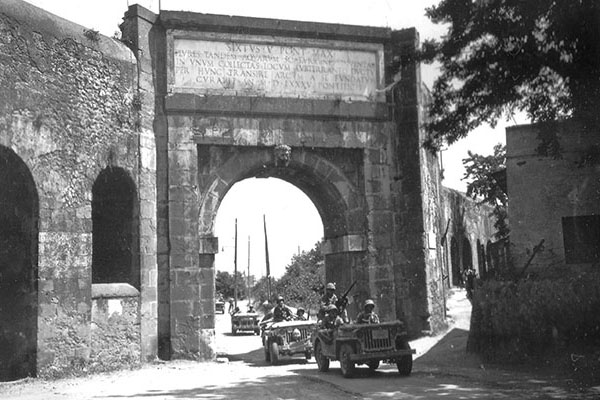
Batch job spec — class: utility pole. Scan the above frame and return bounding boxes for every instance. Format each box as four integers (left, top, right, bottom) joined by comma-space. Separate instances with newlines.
247, 235, 251, 303
234, 218, 238, 309
263, 215, 271, 301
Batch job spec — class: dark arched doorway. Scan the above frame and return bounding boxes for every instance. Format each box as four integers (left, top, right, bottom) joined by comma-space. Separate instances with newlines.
0, 146, 39, 381
92, 167, 140, 289
463, 238, 473, 272
477, 239, 486, 278
450, 236, 460, 286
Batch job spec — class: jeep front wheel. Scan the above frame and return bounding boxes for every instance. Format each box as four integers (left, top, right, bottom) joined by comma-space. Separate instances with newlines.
396, 341, 413, 376
314, 341, 329, 372
339, 343, 356, 378
269, 341, 280, 365
367, 360, 379, 370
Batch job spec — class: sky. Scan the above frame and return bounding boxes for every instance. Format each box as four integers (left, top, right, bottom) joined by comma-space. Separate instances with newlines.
24, 0, 512, 279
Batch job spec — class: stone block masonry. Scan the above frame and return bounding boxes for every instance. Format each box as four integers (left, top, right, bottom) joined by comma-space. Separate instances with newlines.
0, 0, 158, 379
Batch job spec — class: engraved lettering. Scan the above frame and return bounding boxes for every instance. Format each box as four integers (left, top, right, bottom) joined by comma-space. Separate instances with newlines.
173, 39, 378, 100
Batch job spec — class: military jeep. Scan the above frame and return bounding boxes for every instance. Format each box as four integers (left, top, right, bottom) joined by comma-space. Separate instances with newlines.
231, 312, 260, 335
262, 320, 317, 365
311, 320, 415, 378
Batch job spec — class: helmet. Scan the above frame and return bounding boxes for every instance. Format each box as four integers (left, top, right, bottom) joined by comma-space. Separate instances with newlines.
364, 299, 375, 308
326, 282, 336, 290
297, 307, 305, 312
276, 295, 284, 302
326, 304, 338, 312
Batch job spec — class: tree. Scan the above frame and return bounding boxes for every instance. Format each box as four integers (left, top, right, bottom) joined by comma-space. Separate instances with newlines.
276, 245, 325, 311
251, 275, 273, 306
215, 271, 247, 301
462, 143, 508, 239
420, 0, 600, 156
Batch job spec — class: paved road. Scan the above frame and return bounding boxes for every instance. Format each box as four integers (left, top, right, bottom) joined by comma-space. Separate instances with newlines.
1, 292, 598, 399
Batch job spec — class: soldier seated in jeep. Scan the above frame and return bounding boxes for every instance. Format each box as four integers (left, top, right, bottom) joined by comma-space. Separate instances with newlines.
273, 295, 294, 322
355, 299, 380, 324
296, 307, 307, 320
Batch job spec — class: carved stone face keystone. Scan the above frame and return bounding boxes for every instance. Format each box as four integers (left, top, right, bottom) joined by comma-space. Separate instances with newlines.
274, 144, 291, 167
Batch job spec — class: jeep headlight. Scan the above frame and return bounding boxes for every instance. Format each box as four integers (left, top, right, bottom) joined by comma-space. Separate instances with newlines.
292, 328, 301, 341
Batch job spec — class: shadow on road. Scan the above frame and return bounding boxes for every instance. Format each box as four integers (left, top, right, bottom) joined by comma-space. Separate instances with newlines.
227, 347, 311, 368
94, 373, 355, 400
414, 328, 483, 370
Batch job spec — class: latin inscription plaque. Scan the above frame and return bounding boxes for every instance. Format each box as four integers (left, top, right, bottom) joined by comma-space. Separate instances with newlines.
173, 39, 379, 100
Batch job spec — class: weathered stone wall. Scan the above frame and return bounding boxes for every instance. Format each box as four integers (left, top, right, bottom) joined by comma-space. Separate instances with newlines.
441, 188, 496, 285
90, 284, 141, 373
388, 29, 445, 336
507, 122, 600, 272
0, 0, 157, 378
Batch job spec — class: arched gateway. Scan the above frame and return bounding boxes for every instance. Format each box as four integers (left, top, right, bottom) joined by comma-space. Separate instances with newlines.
122, 6, 447, 360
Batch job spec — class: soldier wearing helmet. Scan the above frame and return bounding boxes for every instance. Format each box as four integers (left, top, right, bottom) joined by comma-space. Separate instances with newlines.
321, 304, 346, 329
355, 299, 380, 324
296, 306, 307, 320
321, 282, 338, 307
318, 282, 338, 319
273, 295, 293, 322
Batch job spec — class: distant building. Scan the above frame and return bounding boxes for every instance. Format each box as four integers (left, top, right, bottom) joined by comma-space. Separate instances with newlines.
506, 122, 600, 272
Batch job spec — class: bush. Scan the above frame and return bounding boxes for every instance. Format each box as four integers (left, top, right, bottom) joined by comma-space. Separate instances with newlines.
468, 272, 600, 363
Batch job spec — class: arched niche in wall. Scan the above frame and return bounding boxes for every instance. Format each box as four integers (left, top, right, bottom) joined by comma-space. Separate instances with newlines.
462, 238, 473, 272
92, 167, 140, 289
477, 239, 486, 278
0, 145, 39, 381
450, 236, 460, 286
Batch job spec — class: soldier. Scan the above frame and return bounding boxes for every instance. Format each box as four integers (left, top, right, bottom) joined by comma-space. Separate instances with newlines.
272, 295, 293, 322
296, 307, 307, 320
355, 299, 380, 324
320, 282, 338, 308
463, 268, 477, 302
318, 282, 338, 320
321, 304, 345, 329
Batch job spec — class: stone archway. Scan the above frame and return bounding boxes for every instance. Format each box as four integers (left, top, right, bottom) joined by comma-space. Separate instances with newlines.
162, 143, 368, 359
0, 146, 39, 381
199, 145, 366, 286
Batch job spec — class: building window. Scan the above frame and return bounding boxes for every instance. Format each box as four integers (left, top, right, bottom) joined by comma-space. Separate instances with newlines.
562, 215, 600, 264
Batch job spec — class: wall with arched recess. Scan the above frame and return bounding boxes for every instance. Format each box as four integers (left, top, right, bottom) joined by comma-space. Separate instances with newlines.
0, 0, 501, 374
197, 145, 368, 309
0, 0, 158, 378
0, 145, 39, 381
118, 3, 454, 359
440, 187, 497, 287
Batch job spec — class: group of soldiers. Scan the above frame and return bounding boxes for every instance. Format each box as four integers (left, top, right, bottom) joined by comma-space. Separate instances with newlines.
269, 281, 380, 329
318, 282, 379, 329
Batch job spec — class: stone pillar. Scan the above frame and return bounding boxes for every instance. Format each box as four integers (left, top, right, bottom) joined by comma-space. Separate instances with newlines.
389, 28, 438, 337
363, 144, 397, 321
168, 132, 207, 358
120, 4, 159, 361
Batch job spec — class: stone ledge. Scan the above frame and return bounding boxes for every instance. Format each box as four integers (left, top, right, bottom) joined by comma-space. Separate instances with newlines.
165, 94, 391, 121
160, 10, 391, 43
92, 283, 140, 299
